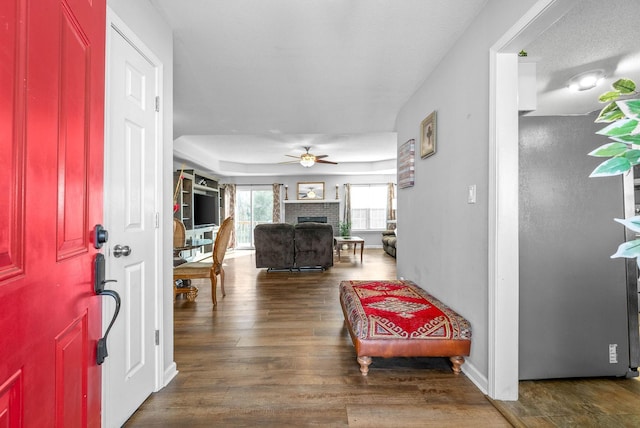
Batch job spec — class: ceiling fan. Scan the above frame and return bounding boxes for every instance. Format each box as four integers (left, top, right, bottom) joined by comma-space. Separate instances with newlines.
282, 146, 338, 168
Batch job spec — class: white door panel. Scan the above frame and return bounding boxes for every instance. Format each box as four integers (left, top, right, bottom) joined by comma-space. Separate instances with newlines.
104, 24, 158, 427
124, 261, 146, 376
123, 120, 145, 227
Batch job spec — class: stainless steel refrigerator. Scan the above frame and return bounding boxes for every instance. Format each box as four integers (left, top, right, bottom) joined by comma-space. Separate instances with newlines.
519, 114, 639, 379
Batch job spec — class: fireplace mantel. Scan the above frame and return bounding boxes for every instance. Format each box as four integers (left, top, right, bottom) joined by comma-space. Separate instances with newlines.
284, 200, 340, 204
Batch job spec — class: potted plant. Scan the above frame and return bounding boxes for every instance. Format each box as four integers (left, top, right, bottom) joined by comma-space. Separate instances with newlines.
588, 78, 640, 258
339, 221, 351, 238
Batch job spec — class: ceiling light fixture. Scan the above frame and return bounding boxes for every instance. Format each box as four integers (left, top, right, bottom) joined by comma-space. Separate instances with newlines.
300, 153, 316, 167
568, 69, 605, 91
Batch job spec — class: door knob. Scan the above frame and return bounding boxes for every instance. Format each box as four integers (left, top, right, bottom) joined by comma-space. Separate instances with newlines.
113, 244, 131, 258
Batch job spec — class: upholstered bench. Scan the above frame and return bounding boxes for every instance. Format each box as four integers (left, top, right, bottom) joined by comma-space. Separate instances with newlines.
339, 280, 471, 375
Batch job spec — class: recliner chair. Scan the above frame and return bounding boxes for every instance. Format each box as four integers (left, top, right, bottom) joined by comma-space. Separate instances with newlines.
294, 222, 334, 269
254, 223, 296, 270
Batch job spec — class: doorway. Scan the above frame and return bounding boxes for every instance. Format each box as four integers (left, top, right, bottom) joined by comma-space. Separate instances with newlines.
490, 0, 640, 398
489, 0, 580, 399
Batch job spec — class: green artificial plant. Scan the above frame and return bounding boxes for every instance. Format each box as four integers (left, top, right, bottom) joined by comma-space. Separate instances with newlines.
339, 221, 351, 237
588, 78, 640, 258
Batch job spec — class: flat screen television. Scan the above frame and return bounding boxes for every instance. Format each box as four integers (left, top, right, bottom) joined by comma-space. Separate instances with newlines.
193, 193, 219, 227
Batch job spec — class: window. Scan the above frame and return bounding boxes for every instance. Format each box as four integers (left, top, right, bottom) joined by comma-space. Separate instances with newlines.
236, 186, 273, 248
350, 184, 387, 230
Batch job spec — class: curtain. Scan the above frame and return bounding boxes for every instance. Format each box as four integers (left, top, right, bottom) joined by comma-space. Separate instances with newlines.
387, 182, 396, 229
272, 183, 282, 223
343, 183, 351, 226
223, 183, 236, 248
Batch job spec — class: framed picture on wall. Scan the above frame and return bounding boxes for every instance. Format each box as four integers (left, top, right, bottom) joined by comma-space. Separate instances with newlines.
297, 182, 325, 200
420, 110, 437, 159
398, 139, 415, 189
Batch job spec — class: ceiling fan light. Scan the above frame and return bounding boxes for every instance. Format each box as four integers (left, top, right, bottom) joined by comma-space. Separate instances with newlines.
300, 153, 315, 167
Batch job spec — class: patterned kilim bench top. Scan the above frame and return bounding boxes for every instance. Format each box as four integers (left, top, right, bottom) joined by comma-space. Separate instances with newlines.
339, 280, 472, 375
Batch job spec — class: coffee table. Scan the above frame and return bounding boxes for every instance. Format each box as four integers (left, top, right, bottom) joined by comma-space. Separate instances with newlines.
334, 236, 364, 262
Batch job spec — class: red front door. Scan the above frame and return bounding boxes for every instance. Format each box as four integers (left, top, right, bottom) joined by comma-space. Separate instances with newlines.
0, 0, 106, 426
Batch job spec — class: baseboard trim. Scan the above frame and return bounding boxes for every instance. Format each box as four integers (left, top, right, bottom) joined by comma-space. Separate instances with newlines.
161, 362, 178, 389
462, 359, 488, 395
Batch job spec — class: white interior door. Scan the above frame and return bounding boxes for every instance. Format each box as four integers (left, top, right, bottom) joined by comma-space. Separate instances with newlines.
103, 23, 159, 427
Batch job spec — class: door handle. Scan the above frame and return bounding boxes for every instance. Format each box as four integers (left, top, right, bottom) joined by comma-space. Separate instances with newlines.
94, 253, 121, 365
113, 244, 131, 258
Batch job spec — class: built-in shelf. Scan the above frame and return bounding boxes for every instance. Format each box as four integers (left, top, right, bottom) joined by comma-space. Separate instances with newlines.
174, 169, 220, 232
284, 199, 341, 204
194, 183, 218, 193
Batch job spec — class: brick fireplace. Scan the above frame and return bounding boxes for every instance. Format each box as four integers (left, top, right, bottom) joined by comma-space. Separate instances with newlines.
297, 216, 327, 223
284, 201, 340, 234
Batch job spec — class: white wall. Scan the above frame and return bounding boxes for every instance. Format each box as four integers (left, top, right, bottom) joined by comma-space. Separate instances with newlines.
107, 0, 175, 385
395, 0, 539, 387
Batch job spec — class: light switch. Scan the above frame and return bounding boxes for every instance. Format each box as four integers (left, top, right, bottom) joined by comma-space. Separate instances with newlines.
468, 185, 476, 204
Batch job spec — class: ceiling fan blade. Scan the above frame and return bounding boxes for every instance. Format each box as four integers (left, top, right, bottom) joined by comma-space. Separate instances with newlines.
314, 154, 328, 159
277, 160, 300, 164
284, 154, 301, 159
316, 159, 338, 165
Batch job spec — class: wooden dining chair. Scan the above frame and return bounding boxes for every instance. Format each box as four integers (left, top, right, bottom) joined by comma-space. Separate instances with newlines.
173, 218, 188, 266
173, 216, 234, 306
209, 216, 234, 304
173, 218, 198, 301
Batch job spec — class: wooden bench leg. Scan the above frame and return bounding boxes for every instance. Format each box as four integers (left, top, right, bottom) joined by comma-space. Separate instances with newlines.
450, 356, 465, 374
357, 356, 372, 376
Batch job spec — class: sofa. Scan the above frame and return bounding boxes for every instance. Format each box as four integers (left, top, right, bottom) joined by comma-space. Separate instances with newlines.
254, 222, 334, 270
382, 229, 396, 258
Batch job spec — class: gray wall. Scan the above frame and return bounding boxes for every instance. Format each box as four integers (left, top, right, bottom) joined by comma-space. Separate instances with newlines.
395, 0, 540, 384
519, 113, 630, 379
108, 0, 175, 384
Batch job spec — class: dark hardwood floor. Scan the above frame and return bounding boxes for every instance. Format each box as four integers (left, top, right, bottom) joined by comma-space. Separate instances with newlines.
489, 377, 640, 427
126, 248, 640, 427
126, 248, 509, 427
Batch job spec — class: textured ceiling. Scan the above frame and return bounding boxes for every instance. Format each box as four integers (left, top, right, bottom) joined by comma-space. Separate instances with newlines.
149, 0, 488, 176
524, 0, 640, 117
152, 0, 487, 136
149, 0, 640, 177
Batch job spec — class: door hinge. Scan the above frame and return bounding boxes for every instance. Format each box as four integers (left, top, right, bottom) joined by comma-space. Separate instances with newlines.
155, 96, 160, 112
155, 330, 160, 346
155, 212, 159, 229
